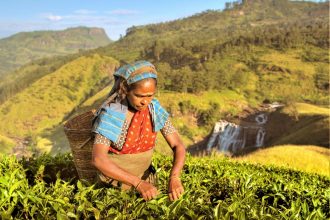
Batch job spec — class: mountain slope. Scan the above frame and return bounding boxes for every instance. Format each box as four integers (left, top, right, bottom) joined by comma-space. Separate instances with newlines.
96, 0, 329, 62
0, 54, 119, 141
0, 27, 111, 77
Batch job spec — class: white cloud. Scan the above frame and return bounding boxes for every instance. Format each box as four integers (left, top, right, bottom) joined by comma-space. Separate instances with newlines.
74, 9, 96, 15
107, 9, 139, 15
41, 13, 63, 21
47, 15, 62, 21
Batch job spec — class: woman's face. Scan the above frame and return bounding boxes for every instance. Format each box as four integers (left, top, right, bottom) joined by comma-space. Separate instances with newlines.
126, 79, 156, 111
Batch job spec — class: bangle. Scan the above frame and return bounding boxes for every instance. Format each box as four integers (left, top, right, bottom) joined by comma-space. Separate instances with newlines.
135, 179, 143, 190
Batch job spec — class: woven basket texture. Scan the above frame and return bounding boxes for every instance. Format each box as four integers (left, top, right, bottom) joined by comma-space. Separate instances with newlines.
64, 110, 96, 183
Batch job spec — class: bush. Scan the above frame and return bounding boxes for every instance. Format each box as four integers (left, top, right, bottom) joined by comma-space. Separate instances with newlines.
0, 153, 329, 219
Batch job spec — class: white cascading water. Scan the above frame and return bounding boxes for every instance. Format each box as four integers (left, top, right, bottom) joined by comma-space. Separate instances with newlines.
255, 128, 266, 147
207, 113, 268, 154
255, 113, 267, 148
218, 123, 246, 153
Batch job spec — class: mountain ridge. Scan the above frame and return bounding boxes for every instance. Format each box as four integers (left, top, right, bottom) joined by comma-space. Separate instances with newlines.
0, 27, 112, 77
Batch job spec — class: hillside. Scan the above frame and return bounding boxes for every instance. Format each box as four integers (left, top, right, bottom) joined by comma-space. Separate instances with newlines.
0, 27, 111, 77
96, 0, 329, 62
233, 145, 330, 176
265, 103, 329, 147
0, 54, 119, 154
0, 0, 329, 155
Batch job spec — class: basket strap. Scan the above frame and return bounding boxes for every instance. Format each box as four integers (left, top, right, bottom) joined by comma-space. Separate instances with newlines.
78, 137, 92, 149
79, 92, 119, 149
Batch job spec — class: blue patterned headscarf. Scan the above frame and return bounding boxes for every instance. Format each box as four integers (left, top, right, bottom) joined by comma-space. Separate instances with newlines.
113, 60, 157, 85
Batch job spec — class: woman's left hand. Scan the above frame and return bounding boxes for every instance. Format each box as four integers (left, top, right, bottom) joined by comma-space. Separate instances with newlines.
168, 177, 184, 201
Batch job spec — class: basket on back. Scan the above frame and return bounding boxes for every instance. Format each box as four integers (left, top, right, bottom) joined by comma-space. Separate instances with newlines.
63, 93, 117, 183
63, 110, 97, 183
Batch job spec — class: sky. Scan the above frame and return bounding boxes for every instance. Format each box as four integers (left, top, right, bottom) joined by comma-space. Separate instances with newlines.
0, 0, 230, 40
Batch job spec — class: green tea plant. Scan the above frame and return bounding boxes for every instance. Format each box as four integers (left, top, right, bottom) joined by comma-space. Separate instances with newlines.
0, 153, 329, 219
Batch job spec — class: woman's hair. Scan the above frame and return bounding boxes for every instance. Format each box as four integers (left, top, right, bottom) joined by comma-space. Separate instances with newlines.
108, 76, 157, 101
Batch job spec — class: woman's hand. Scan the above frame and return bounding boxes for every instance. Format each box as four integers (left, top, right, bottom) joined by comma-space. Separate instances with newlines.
136, 180, 159, 201
168, 176, 184, 201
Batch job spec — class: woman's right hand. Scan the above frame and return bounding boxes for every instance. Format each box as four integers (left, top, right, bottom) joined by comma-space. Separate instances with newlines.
136, 180, 159, 201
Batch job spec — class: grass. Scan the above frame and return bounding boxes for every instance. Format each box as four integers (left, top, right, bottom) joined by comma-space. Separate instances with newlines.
260, 48, 316, 75
0, 134, 15, 154
294, 102, 329, 115
232, 145, 330, 177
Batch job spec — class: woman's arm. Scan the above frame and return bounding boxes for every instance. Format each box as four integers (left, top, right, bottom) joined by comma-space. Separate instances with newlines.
163, 131, 186, 201
92, 143, 158, 200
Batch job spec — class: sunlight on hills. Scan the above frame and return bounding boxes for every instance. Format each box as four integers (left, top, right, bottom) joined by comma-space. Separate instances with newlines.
233, 145, 330, 177
295, 102, 329, 116
0, 54, 118, 138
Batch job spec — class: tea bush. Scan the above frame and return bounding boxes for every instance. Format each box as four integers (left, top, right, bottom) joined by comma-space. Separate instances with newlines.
0, 153, 329, 219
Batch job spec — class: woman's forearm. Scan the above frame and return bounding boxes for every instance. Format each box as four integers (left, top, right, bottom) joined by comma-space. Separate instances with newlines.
92, 151, 141, 187
170, 144, 186, 177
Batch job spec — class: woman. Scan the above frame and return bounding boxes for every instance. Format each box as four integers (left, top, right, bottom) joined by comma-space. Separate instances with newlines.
92, 60, 186, 201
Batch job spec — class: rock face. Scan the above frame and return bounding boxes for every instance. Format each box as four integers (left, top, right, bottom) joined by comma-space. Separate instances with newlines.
206, 113, 268, 154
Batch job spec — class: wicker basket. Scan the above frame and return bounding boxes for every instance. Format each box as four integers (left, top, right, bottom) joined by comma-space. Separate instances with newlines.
63, 93, 117, 183
63, 110, 97, 183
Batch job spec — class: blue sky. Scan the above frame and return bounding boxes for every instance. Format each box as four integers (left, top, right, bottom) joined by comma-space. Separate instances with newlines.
0, 0, 230, 40
0, 0, 323, 40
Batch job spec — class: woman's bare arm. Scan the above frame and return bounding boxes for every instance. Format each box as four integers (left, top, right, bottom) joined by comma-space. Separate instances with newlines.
163, 131, 186, 201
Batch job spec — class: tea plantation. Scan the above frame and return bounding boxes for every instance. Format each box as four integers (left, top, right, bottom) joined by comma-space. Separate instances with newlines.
1, 153, 329, 219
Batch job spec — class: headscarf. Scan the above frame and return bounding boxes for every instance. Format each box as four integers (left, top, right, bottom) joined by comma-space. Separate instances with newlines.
114, 60, 157, 84
108, 60, 158, 99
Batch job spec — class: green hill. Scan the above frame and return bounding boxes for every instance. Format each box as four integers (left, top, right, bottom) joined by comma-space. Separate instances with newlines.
96, 0, 329, 62
0, 27, 111, 77
0, 54, 119, 153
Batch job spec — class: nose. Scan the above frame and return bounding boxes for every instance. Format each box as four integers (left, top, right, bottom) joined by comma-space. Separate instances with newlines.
141, 99, 148, 106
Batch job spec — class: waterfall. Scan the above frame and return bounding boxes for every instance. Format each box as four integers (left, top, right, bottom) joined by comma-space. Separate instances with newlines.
255, 128, 266, 147
207, 113, 269, 154
218, 123, 246, 153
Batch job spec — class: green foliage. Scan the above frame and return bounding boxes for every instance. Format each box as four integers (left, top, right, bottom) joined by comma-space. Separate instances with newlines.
0, 153, 329, 219
178, 100, 197, 115
198, 102, 221, 128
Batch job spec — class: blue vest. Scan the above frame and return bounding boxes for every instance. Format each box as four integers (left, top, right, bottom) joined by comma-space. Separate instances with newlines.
92, 99, 169, 143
